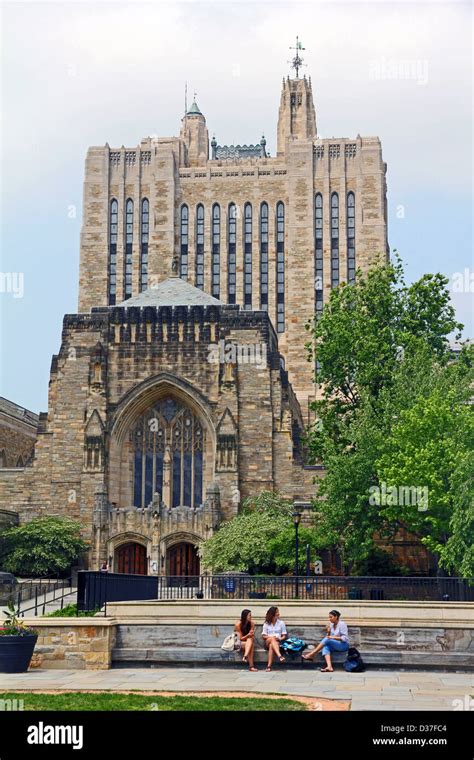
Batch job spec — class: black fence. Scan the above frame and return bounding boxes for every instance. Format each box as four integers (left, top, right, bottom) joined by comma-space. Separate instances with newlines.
77, 572, 474, 613
77, 571, 159, 613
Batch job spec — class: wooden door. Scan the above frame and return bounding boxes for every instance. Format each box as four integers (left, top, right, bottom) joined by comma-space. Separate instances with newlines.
168, 543, 200, 577
116, 542, 147, 575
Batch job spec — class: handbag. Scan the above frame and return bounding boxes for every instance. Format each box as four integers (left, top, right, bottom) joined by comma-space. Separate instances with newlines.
221, 632, 240, 652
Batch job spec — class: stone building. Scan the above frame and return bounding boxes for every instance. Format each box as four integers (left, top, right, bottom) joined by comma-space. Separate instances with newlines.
0, 67, 390, 575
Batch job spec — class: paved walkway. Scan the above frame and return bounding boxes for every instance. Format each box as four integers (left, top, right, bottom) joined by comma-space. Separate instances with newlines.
1, 668, 472, 710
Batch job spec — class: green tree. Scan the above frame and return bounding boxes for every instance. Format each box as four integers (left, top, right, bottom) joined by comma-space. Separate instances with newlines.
200, 491, 320, 574
375, 357, 474, 576
0, 517, 88, 577
305, 255, 469, 573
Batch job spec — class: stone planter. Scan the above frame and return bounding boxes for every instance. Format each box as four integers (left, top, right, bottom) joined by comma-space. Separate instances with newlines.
0, 634, 38, 673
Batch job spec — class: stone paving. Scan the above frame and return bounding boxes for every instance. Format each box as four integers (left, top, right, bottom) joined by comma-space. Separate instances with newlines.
1, 668, 472, 711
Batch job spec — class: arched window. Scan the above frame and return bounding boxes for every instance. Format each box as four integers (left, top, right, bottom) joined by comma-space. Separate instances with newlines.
276, 202, 285, 333
132, 397, 204, 510
211, 204, 220, 298
180, 205, 189, 280
330, 193, 339, 288
315, 193, 323, 318
124, 198, 134, 299
195, 204, 204, 289
347, 192, 356, 283
228, 203, 237, 304
260, 202, 269, 310
244, 203, 252, 309
108, 199, 118, 305
140, 198, 149, 292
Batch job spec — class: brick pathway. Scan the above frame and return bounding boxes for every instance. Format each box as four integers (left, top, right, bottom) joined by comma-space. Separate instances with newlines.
1, 668, 473, 710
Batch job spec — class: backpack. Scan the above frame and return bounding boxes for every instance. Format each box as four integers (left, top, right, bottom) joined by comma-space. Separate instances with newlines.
343, 646, 365, 672
280, 636, 307, 657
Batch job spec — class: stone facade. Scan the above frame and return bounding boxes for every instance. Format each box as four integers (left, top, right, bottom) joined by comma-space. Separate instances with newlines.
0, 397, 38, 469
0, 71, 392, 575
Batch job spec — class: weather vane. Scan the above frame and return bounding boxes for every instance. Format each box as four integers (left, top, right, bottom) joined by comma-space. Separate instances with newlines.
288, 36, 306, 78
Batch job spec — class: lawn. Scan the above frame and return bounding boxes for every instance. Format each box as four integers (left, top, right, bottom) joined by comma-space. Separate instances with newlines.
0, 692, 307, 711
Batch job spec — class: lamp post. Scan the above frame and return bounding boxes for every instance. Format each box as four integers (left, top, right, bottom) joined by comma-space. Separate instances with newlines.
292, 508, 302, 599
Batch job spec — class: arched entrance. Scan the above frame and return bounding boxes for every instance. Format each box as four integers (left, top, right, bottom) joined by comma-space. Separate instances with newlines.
115, 542, 147, 575
167, 542, 200, 578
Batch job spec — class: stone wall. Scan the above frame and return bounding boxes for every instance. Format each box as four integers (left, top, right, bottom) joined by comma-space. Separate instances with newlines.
23, 600, 474, 670
28, 619, 116, 671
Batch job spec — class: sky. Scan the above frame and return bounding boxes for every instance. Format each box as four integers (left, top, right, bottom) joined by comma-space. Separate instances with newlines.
0, 0, 472, 413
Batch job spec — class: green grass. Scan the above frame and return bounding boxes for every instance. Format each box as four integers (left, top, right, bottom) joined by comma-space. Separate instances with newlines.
0, 692, 306, 711
45, 604, 99, 617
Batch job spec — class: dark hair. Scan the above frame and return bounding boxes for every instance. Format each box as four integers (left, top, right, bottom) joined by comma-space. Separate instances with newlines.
329, 609, 341, 618
265, 606, 279, 625
240, 609, 251, 636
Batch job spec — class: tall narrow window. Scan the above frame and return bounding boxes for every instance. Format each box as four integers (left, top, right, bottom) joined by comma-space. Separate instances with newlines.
108, 199, 118, 305
276, 201, 285, 333
132, 398, 204, 509
244, 203, 252, 309
180, 205, 189, 280
330, 193, 339, 288
140, 198, 149, 292
211, 204, 220, 298
315, 194, 323, 318
260, 202, 269, 310
195, 204, 204, 289
228, 203, 237, 304
347, 192, 356, 283
124, 198, 133, 299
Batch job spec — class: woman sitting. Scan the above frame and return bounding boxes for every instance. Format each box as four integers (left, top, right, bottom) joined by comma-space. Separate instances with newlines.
234, 609, 258, 672
262, 606, 288, 672
302, 609, 349, 672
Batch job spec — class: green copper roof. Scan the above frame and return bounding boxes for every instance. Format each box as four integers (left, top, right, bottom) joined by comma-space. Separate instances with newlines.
187, 100, 202, 116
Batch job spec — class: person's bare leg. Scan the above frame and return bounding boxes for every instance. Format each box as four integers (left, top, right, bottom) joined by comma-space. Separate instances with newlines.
272, 638, 284, 663
243, 638, 252, 664
321, 653, 333, 672
248, 639, 257, 671
266, 641, 274, 671
303, 641, 324, 660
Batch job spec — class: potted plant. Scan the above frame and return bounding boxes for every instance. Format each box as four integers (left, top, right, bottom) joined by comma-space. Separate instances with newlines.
0, 601, 38, 673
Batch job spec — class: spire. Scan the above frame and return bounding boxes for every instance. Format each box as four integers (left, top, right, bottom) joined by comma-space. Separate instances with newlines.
187, 91, 203, 116
288, 36, 306, 78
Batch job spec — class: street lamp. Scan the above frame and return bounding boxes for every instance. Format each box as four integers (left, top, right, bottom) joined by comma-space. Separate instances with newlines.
292, 508, 302, 599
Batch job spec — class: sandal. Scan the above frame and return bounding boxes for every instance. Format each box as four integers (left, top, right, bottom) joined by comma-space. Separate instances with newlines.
242, 656, 248, 664
320, 667, 334, 672
302, 653, 313, 661
279, 656, 286, 663
249, 667, 258, 672
265, 667, 272, 672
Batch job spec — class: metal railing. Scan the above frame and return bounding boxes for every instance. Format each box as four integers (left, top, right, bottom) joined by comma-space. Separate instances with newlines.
76, 572, 474, 614
18, 578, 75, 617
15, 577, 72, 605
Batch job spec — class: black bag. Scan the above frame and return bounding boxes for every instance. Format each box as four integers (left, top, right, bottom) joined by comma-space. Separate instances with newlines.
343, 646, 365, 673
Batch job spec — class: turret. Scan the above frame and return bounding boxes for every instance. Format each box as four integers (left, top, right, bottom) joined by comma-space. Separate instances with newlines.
276, 75, 317, 157
179, 98, 209, 167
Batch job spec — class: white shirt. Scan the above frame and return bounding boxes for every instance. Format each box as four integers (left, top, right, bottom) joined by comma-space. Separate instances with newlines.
330, 619, 349, 643
262, 619, 287, 639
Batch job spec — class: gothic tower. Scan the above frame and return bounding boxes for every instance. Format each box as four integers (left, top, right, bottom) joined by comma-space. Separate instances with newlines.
179, 98, 209, 167
277, 75, 317, 157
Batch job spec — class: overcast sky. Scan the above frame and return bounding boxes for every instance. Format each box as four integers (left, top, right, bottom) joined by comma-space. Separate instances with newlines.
0, 0, 472, 413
